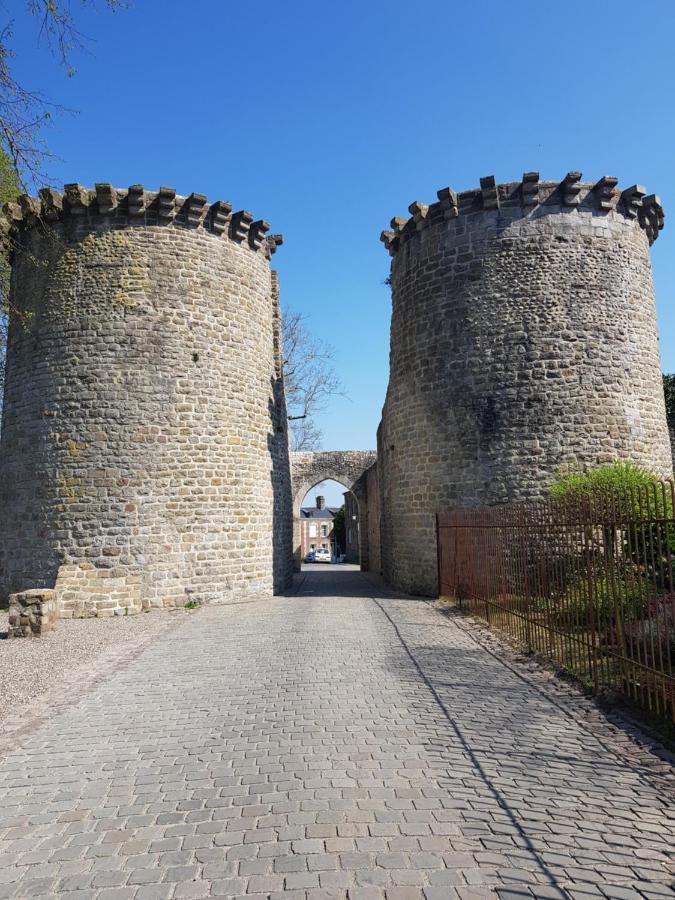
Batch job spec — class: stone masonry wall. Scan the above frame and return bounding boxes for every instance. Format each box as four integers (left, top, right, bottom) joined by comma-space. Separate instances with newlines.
0, 184, 292, 614
379, 173, 671, 596
364, 462, 382, 576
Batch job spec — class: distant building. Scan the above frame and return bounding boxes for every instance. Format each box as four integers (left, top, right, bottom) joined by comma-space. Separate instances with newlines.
300, 496, 340, 560
344, 491, 359, 563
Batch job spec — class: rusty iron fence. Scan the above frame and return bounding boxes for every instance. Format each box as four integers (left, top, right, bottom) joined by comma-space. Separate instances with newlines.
437, 482, 675, 725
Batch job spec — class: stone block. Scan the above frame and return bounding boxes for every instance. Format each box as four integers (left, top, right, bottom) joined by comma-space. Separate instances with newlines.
8, 589, 59, 637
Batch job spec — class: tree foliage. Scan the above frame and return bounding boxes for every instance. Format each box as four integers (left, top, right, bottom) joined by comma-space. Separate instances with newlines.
664, 373, 675, 424
281, 307, 345, 451
332, 505, 345, 553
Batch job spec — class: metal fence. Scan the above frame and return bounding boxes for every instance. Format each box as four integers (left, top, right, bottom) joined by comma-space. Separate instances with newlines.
437, 482, 675, 725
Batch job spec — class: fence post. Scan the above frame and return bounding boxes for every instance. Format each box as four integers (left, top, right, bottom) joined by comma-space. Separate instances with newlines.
436, 513, 442, 600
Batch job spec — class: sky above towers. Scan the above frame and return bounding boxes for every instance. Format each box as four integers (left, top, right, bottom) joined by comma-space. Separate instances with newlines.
8, 0, 675, 451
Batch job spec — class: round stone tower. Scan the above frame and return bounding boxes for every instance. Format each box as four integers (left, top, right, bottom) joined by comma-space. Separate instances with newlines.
0, 183, 292, 614
378, 172, 671, 596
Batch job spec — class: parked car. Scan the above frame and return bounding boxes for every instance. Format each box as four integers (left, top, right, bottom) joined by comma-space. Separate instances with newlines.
305, 551, 315, 562
314, 548, 331, 563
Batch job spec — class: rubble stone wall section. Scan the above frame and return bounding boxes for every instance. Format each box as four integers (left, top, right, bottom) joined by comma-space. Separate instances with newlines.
0, 184, 292, 614
379, 174, 672, 596
8, 589, 59, 637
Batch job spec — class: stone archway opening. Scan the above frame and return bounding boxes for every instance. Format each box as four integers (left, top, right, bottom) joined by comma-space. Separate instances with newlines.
290, 451, 377, 573
298, 479, 355, 566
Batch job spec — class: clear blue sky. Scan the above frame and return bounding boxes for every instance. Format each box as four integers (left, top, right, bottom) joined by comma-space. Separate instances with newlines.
302, 479, 349, 509
9, 0, 675, 451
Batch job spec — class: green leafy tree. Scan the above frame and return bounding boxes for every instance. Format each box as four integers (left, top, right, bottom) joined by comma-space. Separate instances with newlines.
664, 373, 675, 424
332, 506, 346, 554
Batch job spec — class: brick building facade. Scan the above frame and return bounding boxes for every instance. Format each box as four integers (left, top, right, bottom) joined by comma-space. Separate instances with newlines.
299, 496, 339, 560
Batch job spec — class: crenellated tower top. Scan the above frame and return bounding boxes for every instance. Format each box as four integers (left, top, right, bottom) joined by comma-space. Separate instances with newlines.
2, 183, 283, 259
380, 172, 664, 256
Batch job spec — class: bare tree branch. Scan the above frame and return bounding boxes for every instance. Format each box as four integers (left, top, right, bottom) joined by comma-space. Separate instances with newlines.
0, 2, 124, 187
0, 2, 125, 418
281, 307, 346, 452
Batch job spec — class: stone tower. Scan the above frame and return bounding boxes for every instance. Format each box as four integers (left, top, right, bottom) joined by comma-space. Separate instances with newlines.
379, 172, 671, 596
0, 183, 293, 614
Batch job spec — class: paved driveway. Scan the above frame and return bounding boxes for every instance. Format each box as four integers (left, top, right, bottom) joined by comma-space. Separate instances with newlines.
0, 568, 673, 899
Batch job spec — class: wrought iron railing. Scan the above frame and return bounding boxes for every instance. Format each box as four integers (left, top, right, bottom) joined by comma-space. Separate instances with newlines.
437, 482, 675, 725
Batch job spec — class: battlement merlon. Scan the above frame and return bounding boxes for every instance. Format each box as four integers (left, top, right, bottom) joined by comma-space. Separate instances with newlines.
381, 173, 665, 255
2, 184, 283, 259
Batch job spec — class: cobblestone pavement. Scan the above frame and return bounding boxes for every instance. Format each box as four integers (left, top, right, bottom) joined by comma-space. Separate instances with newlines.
0, 568, 673, 900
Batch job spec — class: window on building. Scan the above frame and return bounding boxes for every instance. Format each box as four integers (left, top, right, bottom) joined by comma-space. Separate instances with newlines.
321, 524, 328, 537
309, 524, 317, 537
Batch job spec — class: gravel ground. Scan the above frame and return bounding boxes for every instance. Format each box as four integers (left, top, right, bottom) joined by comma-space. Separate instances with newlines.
0, 608, 183, 731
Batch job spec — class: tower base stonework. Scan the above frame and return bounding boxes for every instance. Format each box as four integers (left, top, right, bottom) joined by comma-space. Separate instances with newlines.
0, 183, 293, 615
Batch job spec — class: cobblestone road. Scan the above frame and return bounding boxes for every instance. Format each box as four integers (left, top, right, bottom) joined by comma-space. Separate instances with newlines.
0, 567, 673, 900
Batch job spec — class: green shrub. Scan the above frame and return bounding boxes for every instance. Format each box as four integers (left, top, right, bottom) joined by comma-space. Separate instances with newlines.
625, 595, 675, 662
550, 575, 649, 629
549, 460, 662, 500
549, 461, 675, 592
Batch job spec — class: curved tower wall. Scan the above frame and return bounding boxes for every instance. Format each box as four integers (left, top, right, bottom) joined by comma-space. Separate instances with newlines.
0, 184, 292, 614
379, 173, 671, 596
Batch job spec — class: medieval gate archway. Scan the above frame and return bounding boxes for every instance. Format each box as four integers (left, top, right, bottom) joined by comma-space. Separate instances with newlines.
290, 451, 377, 572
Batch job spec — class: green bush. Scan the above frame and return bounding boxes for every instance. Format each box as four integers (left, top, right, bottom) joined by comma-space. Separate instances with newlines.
549, 460, 662, 500
549, 575, 649, 629
548, 460, 675, 593
625, 596, 675, 662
